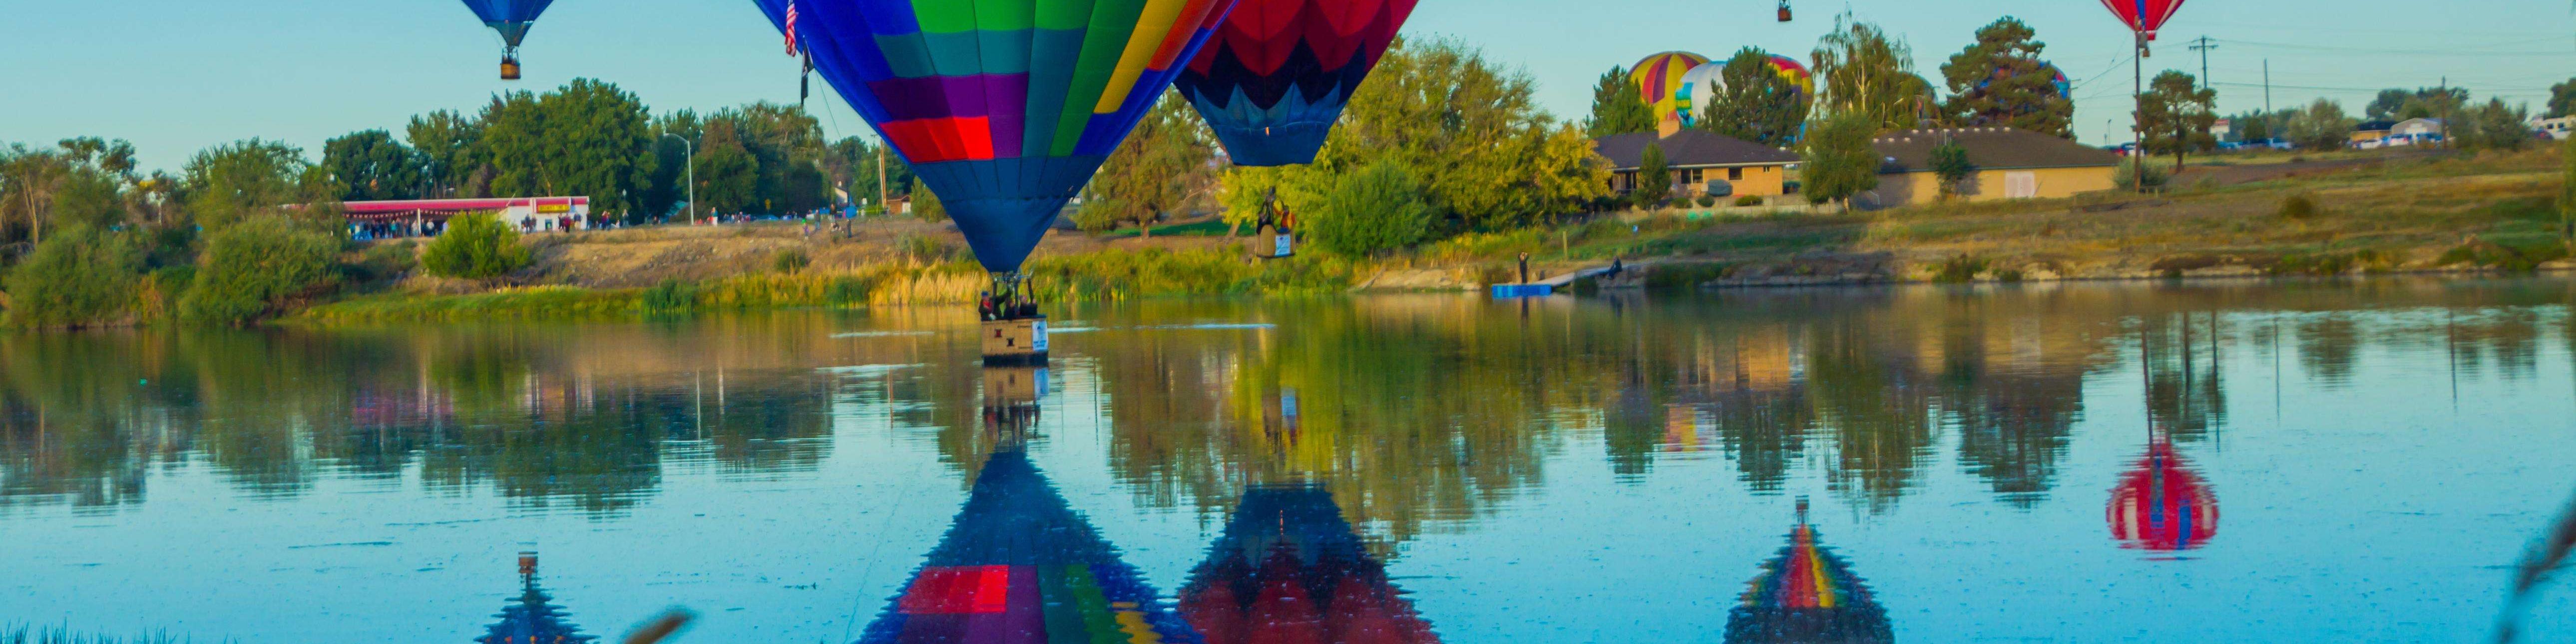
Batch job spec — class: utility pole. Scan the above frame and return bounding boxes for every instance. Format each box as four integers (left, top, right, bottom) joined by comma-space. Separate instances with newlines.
875, 143, 888, 217
2263, 59, 2272, 114
662, 133, 694, 224
2133, 32, 2147, 192
2187, 36, 2216, 85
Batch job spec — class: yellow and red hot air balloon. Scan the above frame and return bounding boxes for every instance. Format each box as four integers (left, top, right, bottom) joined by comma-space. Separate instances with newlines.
1629, 51, 1709, 130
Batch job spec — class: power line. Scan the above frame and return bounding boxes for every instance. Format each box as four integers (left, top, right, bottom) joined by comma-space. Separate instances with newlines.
2209, 37, 2576, 57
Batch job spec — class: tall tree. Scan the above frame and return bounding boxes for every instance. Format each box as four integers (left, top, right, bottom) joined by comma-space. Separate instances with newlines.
1939, 17, 2072, 137
639, 110, 701, 219
1586, 65, 1655, 137
406, 110, 482, 198
2548, 78, 2576, 119
2367, 89, 2413, 121
1799, 111, 1881, 210
692, 120, 759, 215
1700, 48, 1810, 146
321, 130, 424, 201
1812, 13, 1935, 131
2462, 98, 2532, 152
1085, 91, 1216, 236
2398, 86, 2469, 121
2138, 70, 2218, 172
2285, 98, 2357, 151
181, 139, 319, 231
0, 145, 70, 244
1633, 142, 1671, 209
478, 79, 657, 216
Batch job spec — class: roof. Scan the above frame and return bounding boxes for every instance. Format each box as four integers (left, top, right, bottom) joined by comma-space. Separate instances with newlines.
2355, 120, 2398, 132
342, 197, 589, 215
1594, 130, 1800, 170
1870, 127, 2119, 173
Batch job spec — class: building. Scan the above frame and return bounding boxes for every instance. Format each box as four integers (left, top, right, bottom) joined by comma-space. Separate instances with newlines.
2350, 120, 2397, 146
1858, 127, 2119, 209
2388, 117, 2445, 144
344, 197, 593, 237
1593, 129, 1802, 199
2534, 116, 2575, 140
2211, 118, 2234, 142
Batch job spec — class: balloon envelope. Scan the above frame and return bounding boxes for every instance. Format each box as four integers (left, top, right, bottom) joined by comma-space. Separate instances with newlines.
1629, 51, 1709, 128
460, 0, 556, 48
774, 0, 1237, 273
2099, 0, 2187, 40
1676, 52, 1813, 127
1172, 0, 1420, 167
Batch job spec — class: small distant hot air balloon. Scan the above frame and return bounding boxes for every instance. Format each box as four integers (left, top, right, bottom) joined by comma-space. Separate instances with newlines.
1726, 500, 1893, 644
2107, 438, 2219, 552
1631, 51, 1711, 130
1174, 0, 1422, 167
765, 0, 1240, 361
458, 0, 557, 80
2100, 0, 2188, 54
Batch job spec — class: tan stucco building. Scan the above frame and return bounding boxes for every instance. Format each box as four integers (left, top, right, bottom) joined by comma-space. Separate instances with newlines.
1594, 130, 1801, 199
1858, 127, 2120, 209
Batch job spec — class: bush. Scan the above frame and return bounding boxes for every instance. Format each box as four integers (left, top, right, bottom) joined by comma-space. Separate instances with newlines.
350, 240, 419, 283
898, 233, 949, 263
2113, 157, 2172, 191
421, 212, 530, 279
1073, 198, 1125, 233
1932, 254, 1989, 283
772, 248, 812, 274
1306, 160, 1433, 257
2, 226, 146, 328
825, 276, 870, 306
909, 179, 947, 222
179, 216, 342, 325
1695, 195, 1718, 208
639, 278, 699, 315
1734, 195, 1764, 207
2278, 193, 2319, 220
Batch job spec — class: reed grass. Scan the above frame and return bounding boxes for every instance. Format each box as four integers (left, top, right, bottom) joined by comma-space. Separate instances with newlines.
1, 626, 218, 644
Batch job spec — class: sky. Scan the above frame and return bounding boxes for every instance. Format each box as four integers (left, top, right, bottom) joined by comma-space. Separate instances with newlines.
8, 0, 2576, 173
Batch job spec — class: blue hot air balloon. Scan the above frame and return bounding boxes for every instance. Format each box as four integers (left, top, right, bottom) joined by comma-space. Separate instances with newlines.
1171, 0, 1421, 167
761, 0, 1237, 293
459, 0, 557, 79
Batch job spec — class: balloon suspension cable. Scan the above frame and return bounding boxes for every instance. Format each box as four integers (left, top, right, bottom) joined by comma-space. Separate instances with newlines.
982, 272, 1036, 321
800, 52, 814, 107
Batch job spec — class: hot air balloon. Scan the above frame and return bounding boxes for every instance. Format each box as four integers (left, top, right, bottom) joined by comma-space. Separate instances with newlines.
856, 446, 1203, 644
1630, 51, 1710, 130
1180, 484, 1440, 644
1173, 0, 1420, 167
764, 0, 1239, 356
2100, 0, 2188, 50
1675, 52, 1814, 128
458, 0, 557, 80
475, 552, 599, 644
1725, 500, 1893, 644
2107, 438, 2219, 551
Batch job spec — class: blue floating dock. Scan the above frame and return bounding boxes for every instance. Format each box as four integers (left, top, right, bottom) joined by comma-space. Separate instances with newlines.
1491, 284, 1554, 299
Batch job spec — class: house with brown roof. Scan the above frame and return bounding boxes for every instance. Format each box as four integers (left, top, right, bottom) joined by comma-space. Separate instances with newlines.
1859, 127, 2119, 209
1594, 130, 1803, 199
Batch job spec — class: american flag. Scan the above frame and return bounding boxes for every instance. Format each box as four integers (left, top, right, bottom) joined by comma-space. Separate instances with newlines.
783, 1, 800, 57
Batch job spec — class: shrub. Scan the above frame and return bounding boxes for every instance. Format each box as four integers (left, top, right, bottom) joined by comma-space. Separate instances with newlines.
639, 278, 699, 315
825, 276, 871, 306
1734, 195, 1764, 207
1306, 160, 1433, 257
898, 232, 949, 263
421, 212, 530, 279
1074, 197, 1125, 233
1932, 255, 1989, 283
2278, 193, 2319, 220
909, 179, 947, 222
179, 216, 341, 325
1696, 195, 1718, 208
772, 248, 812, 274
2113, 157, 2172, 191
2, 226, 146, 328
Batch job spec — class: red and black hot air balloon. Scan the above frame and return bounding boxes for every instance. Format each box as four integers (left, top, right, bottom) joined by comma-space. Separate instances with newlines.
1181, 483, 1440, 644
2107, 438, 2219, 551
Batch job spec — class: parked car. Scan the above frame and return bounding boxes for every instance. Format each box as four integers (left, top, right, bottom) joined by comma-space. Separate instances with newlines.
1703, 179, 1734, 198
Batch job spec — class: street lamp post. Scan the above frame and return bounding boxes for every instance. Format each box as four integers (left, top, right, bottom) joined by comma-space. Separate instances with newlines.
662, 133, 695, 224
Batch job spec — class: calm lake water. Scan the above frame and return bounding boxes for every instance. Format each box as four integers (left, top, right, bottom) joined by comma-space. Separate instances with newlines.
5, 280, 2576, 642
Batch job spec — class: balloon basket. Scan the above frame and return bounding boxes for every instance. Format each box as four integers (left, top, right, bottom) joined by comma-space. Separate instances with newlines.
1254, 229, 1295, 260
981, 315, 1048, 367
500, 57, 522, 80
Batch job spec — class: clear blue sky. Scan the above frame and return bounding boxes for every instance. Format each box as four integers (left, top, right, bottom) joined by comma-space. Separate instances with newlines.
9, 0, 2576, 172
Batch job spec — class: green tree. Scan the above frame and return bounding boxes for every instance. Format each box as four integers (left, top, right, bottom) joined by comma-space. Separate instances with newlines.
478, 79, 657, 216
1306, 160, 1432, 256
181, 139, 316, 231
48, 166, 126, 231
708, 102, 828, 214
178, 216, 339, 325
1299, 38, 1610, 231
909, 177, 946, 222
1813, 13, 1935, 131
2462, 98, 2533, 152
2548, 78, 2576, 119
2561, 135, 2576, 252
321, 130, 423, 201
1088, 91, 1217, 237
1939, 17, 2072, 136
3, 225, 145, 328
2286, 98, 2357, 151
1586, 65, 1655, 137
0, 145, 70, 245
407, 109, 484, 198
639, 110, 700, 220
2138, 70, 2218, 171
1633, 142, 1671, 209
1700, 47, 1810, 146
2398, 86, 2469, 121
692, 120, 760, 215
1930, 137, 1975, 201
420, 212, 530, 280
825, 136, 912, 214
1798, 111, 1881, 209
2368, 88, 2413, 120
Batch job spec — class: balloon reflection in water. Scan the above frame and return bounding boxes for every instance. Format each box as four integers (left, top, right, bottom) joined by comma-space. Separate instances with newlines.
1726, 501, 1892, 644
475, 551, 598, 644
1180, 483, 1438, 644
2106, 438, 2219, 552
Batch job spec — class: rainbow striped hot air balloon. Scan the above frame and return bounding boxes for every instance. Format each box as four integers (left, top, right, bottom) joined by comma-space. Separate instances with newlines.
1173, 0, 1421, 167
1629, 51, 1710, 129
1725, 504, 1893, 644
765, 0, 1237, 277
858, 448, 1202, 644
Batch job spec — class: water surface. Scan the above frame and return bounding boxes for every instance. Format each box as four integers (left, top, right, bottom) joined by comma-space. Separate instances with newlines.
5, 280, 2576, 642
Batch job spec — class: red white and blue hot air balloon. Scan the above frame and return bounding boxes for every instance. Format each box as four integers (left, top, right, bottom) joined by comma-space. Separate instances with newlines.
1171, 0, 1420, 167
